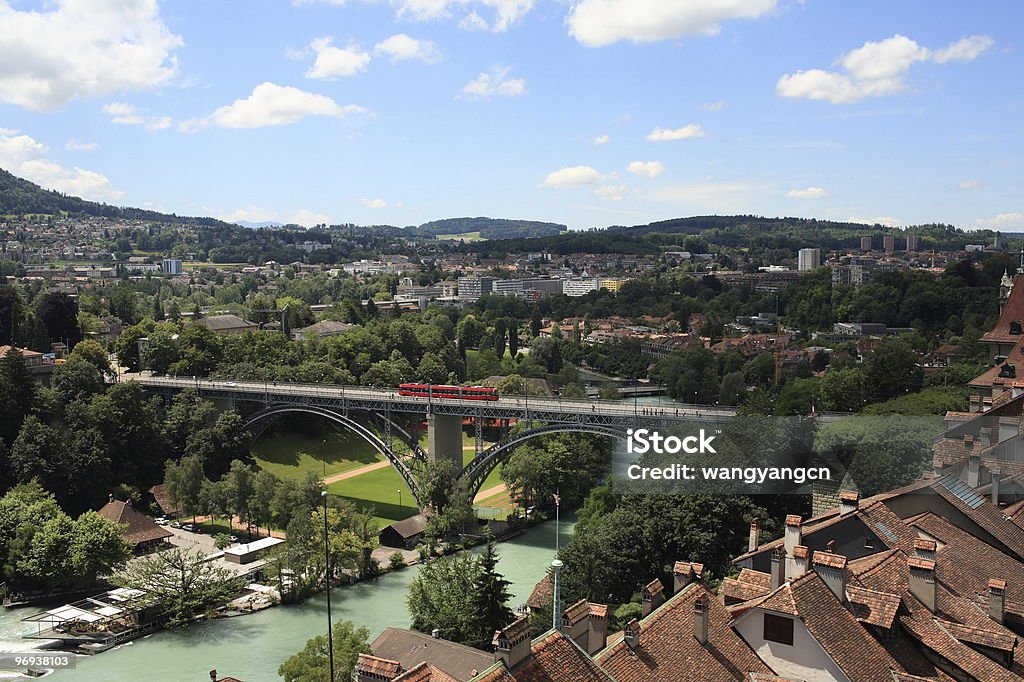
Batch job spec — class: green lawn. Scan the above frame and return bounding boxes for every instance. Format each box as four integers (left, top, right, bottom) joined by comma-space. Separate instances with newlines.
252, 423, 382, 481
435, 231, 485, 241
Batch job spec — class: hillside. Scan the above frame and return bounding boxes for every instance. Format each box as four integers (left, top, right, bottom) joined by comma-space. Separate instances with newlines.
0, 167, 228, 226
417, 216, 565, 239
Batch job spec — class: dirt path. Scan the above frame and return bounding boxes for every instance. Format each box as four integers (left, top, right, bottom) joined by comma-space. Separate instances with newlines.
474, 483, 508, 503
321, 459, 395, 485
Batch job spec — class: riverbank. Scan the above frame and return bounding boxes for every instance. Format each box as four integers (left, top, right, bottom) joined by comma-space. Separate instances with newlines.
0, 515, 575, 682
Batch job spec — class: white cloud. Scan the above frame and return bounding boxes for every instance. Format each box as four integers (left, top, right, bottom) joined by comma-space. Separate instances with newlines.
594, 184, 626, 201
777, 34, 994, 104
221, 207, 278, 224
302, 38, 372, 79
975, 213, 1024, 230
290, 209, 333, 226
66, 139, 100, 151
646, 124, 705, 141
593, 134, 610, 145
0, 130, 122, 201
457, 67, 527, 100
959, 179, 983, 190
701, 99, 726, 111
180, 82, 368, 131
361, 198, 387, 208
540, 165, 607, 188
846, 215, 903, 227
626, 160, 665, 178
102, 102, 172, 130
0, 0, 182, 112
374, 34, 441, 64
568, 0, 776, 47
0, 128, 18, 135
458, 11, 489, 30
787, 186, 829, 199
396, 0, 534, 32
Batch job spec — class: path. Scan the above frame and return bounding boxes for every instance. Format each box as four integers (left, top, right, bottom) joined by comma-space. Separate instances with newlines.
322, 458, 396, 485
474, 483, 508, 503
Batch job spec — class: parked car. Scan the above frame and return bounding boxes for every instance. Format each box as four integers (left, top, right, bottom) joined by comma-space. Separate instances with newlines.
170, 522, 182, 529
154, 516, 168, 525
182, 523, 195, 532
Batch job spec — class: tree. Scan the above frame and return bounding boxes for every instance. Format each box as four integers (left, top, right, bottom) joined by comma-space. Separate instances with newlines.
35, 291, 81, 347
0, 285, 25, 346
469, 534, 513, 648
530, 305, 542, 338
528, 336, 562, 373
51, 356, 104, 403
112, 548, 245, 625
507, 319, 519, 356
598, 383, 620, 401
110, 283, 138, 325
142, 325, 181, 374
251, 469, 279, 533
223, 460, 256, 536
493, 318, 507, 358
407, 552, 482, 643
69, 510, 133, 583
0, 346, 37, 444
164, 455, 205, 523
278, 620, 372, 682
863, 338, 924, 403
67, 339, 111, 374
818, 368, 869, 412
457, 315, 486, 349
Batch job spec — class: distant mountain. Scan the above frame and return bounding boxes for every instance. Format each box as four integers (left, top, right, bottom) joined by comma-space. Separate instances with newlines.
0, 167, 230, 227
417, 217, 565, 239
235, 220, 285, 229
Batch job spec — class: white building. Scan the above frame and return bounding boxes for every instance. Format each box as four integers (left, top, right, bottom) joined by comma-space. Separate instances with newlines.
797, 248, 821, 271
563, 278, 599, 297
162, 258, 183, 275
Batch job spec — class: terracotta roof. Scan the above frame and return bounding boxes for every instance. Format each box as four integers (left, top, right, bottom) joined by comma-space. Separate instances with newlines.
812, 551, 847, 569
643, 579, 663, 597
673, 561, 704, 578
356, 653, 403, 679
588, 603, 608, 619
596, 582, 772, 682
929, 475, 1024, 560
474, 630, 615, 682
846, 585, 901, 629
562, 599, 590, 625
525, 575, 552, 611
371, 628, 493, 682
981, 275, 1024, 344
148, 484, 179, 516
97, 499, 172, 546
756, 582, 799, 616
0, 345, 42, 359
394, 662, 460, 682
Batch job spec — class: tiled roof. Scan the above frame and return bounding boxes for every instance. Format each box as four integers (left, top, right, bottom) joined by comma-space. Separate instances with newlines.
783, 571, 906, 681
756, 582, 799, 616
474, 630, 615, 682
394, 662, 461, 682
982, 275, 1024, 344
562, 599, 590, 625
596, 582, 771, 682
525, 575, 552, 611
356, 653, 403, 679
371, 628, 493, 682
589, 603, 608, 619
846, 585, 901, 629
97, 499, 173, 545
930, 475, 1024, 560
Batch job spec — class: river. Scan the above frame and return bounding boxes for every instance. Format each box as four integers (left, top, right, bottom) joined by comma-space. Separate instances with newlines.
0, 517, 573, 681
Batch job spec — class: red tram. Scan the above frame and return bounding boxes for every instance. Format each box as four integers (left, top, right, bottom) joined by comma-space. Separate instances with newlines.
398, 383, 499, 401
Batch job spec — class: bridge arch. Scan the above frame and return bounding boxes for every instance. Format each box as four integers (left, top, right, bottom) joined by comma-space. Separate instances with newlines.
461, 423, 627, 500
244, 404, 423, 507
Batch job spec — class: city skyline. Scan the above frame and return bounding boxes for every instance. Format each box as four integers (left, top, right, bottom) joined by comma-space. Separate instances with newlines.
0, 0, 1021, 230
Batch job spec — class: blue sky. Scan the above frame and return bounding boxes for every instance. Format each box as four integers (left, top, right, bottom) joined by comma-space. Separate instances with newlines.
0, 0, 1020, 231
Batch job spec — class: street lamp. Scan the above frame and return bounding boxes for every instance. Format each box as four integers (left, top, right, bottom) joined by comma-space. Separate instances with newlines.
397, 489, 403, 518
321, 490, 335, 681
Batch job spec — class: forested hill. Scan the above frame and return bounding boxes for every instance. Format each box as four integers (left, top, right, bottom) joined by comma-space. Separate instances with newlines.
0, 167, 229, 226
464, 215, 1000, 257
417, 217, 565, 239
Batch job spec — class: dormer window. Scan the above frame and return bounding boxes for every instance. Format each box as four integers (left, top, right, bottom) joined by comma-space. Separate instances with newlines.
1011, 321, 1022, 335
999, 363, 1017, 379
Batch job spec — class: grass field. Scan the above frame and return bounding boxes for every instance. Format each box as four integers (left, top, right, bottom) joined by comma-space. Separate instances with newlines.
252, 422, 382, 480
255, 423, 513, 527
435, 231, 485, 241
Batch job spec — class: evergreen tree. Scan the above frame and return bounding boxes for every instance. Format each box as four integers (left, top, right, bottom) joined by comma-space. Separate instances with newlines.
0, 348, 36, 444
470, 533, 514, 647
507, 319, 519, 356
493, 318, 507, 358
530, 304, 542, 338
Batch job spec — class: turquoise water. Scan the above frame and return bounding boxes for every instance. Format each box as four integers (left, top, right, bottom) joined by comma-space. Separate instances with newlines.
1, 517, 573, 681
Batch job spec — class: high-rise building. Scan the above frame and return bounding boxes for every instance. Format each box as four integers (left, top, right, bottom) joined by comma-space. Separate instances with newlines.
906, 234, 920, 252
860, 236, 872, 251
162, 258, 183, 275
883, 235, 895, 252
457, 276, 494, 301
798, 248, 821, 271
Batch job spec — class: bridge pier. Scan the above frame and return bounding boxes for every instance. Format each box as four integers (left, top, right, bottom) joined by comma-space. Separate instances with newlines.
427, 413, 463, 468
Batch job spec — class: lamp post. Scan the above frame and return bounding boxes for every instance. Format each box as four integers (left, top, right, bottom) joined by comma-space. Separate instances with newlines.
321, 490, 335, 681
397, 489, 403, 518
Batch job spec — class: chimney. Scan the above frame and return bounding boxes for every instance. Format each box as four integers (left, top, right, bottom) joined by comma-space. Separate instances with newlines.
493, 617, 532, 669
431, 628, 440, 639
812, 551, 848, 603
209, 671, 217, 682
839, 490, 860, 515
966, 455, 981, 488
560, 599, 590, 650
989, 578, 1006, 624
623, 618, 641, 650
641, 579, 665, 618
109, 493, 114, 504
784, 515, 802, 579
587, 603, 608, 655
693, 595, 709, 646
748, 518, 761, 553
770, 547, 785, 590
673, 561, 703, 593
914, 538, 937, 562
792, 546, 809, 578
908, 557, 937, 613
992, 469, 1002, 505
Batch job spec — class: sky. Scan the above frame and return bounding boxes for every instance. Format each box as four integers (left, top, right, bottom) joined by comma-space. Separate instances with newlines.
0, 0, 1021, 231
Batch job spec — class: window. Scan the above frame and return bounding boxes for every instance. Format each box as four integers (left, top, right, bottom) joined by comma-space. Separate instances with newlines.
1011, 321, 1022, 335
763, 613, 794, 646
